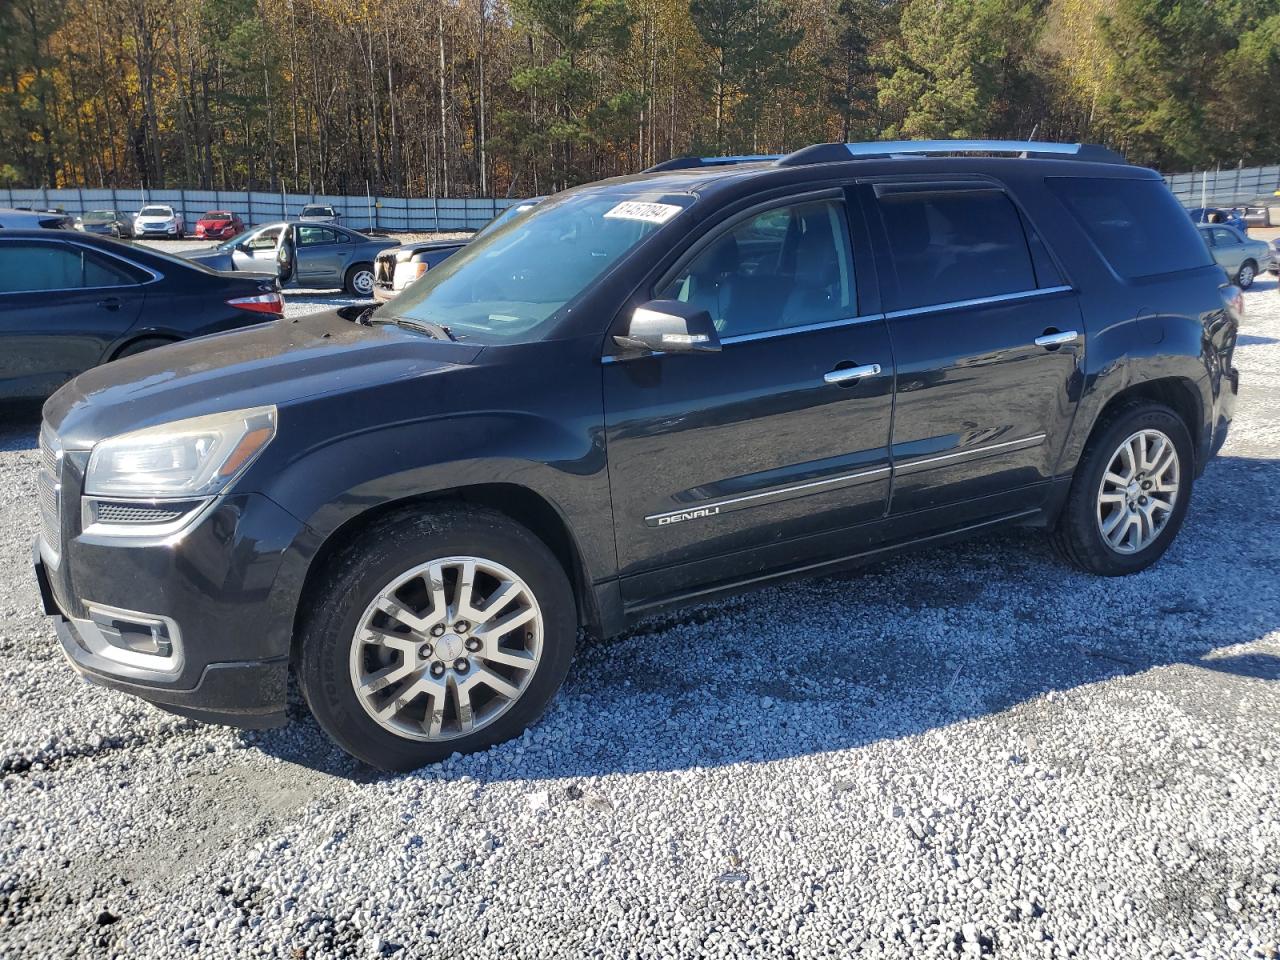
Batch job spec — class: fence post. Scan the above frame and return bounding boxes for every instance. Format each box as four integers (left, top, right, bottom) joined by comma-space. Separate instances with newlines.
247, 192, 254, 227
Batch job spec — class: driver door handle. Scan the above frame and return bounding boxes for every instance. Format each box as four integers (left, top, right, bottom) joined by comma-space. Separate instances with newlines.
96, 297, 121, 311
824, 363, 882, 385
1034, 330, 1078, 348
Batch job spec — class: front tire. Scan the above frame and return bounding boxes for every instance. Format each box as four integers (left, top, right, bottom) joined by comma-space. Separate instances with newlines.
1051, 401, 1193, 575
1236, 260, 1256, 288
345, 262, 375, 297
297, 507, 577, 771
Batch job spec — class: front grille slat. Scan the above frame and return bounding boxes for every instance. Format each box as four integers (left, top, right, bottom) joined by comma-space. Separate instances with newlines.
38, 425, 63, 559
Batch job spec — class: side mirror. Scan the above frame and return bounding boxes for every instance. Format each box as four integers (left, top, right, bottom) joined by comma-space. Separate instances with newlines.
614, 300, 721, 355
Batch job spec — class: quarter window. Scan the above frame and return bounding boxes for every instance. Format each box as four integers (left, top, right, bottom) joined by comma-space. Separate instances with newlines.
0, 243, 139, 293
876, 190, 1037, 311
657, 198, 855, 338
1047, 177, 1213, 279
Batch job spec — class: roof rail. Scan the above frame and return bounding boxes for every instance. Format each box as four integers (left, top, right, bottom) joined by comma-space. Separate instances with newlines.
644, 154, 782, 173
775, 140, 1126, 167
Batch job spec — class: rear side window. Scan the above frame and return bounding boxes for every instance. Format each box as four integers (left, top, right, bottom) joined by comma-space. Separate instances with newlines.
0, 243, 141, 293
876, 189, 1037, 311
1047, 177, 1213, 279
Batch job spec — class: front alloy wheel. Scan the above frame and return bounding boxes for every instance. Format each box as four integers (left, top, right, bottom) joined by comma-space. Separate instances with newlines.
1095, 429, 1180, 554
351, 557, 543, 741
297, 507, 576, 770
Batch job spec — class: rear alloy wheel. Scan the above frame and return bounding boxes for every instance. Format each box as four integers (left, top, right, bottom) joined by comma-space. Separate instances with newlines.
345, 263, 375, 297
298, 507, 576, 770
1051, 401, 1193, 575
1236, 260, 1256, 289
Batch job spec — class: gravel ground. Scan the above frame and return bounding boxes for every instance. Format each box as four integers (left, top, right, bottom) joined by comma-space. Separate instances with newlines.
1, 277, 1279, 959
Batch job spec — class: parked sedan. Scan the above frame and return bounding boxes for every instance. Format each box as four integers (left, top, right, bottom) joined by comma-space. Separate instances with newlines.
0, 231, 282, 399
76, 210, 133, 238
299, 204, 340, 224
180, 221, 396, 295
133, 205, 186, 239
194, 210, 244, 240
1196, 224, 1272, 288
373, 197, 545, 302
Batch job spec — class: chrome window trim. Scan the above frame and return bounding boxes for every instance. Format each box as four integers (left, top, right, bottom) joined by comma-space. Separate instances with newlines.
601, 310, 886, 364
0, 235, 163, 294
894, 434, 1046, 475
720, 313, 883, 345
644, 464, 890, 525
884, 285, 1072, 320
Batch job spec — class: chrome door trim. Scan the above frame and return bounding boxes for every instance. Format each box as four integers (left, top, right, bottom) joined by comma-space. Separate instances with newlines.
894, 434, 1047, 476
884, 285, 1072, 320
644, 465, 891, 526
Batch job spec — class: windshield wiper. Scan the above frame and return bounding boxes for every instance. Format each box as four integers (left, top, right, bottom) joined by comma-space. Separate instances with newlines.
368, 314, 458, 341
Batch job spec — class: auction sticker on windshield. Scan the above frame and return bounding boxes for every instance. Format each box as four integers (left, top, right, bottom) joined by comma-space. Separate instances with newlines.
603, 201, 684, 224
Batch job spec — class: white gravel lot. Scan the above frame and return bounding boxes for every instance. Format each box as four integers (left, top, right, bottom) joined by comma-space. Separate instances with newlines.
0, 274, 1278, 959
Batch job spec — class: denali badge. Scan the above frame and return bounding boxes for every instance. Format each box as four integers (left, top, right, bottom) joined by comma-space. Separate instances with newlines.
650, 505, 721, 527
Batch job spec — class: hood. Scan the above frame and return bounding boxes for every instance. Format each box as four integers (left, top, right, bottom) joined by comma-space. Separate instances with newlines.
382, 239, 469, 258
44, 309, 483, 449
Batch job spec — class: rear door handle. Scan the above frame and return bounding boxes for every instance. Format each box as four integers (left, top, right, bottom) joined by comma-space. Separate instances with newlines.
96, 297, 121, 312
824, 363, 882, 385
1034, 330, 1078, 349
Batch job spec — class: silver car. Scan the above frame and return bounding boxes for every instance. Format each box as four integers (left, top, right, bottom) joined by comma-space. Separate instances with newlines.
1196, 224, 1272, 289
299, 204, 340, 225
180, 221, 397, 296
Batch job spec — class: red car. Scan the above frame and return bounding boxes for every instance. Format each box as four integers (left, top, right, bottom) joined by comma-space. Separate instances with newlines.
194, 210, 244, 240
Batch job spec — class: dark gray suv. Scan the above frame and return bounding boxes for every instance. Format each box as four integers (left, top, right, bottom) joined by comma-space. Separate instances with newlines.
33, 140, 1240, 769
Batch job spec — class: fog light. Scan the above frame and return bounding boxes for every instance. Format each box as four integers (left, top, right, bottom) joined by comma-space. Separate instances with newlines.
86, 604, 177, 658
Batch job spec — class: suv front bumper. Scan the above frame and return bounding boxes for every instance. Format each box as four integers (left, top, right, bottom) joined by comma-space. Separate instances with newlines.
32, 490, 316, 729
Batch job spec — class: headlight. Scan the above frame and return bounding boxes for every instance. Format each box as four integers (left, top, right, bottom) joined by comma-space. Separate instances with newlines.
85, 406, 276, 499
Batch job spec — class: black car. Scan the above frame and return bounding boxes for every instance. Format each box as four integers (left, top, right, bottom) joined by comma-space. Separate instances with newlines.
372, 198, 546, 302
0, 231, 282, 399
34, 140, 1239, 770
77, 209, 133, 238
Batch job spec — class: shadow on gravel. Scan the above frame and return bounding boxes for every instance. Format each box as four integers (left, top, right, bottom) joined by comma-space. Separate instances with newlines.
1237, 334, 1280, 347
248, 453, 1280, 783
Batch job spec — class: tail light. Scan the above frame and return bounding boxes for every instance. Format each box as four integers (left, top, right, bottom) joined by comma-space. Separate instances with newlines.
227, 291, 284, 316
1223, 284, 1244, 320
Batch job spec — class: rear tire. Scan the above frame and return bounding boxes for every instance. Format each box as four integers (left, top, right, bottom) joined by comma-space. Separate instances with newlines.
297, 506, 577, 771
1051, 401, 1193, 576
345, 262, 375, 297
1236, 260, 1256, 288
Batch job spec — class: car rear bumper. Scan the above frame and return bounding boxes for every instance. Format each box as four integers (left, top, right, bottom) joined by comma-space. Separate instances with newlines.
32, 488, 317, 729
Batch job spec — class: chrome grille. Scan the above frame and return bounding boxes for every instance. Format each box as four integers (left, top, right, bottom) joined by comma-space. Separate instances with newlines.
38, 425, 63, 556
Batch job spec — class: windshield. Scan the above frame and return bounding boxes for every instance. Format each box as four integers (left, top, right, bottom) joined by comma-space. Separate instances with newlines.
383, 189, 691, 344
474, 200, 539, 239
84, 210, 117, 223
204, 211, 232, 221
139, 206, 172, 217
302, 206, 332, 216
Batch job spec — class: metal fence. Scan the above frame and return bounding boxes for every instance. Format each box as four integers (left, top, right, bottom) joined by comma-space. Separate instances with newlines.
1163, 166, 1280, 209
6, 163, 1280, 229
0, 188, 528, 233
